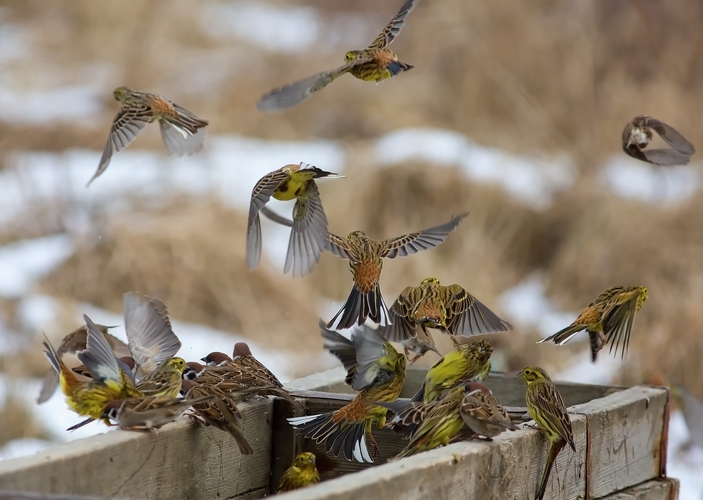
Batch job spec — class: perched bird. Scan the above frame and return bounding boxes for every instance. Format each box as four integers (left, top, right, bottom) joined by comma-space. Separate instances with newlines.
277, 452, 321, 493
37, 323, 127, 404
518, 366, 576, 500
181, 379, 255, 455
411, 338, 493, 403
257, 0, 420, 112
460, 382, 517, 439
101, 394, 213, 431
622, 115, 695, 166
288, 320, 406, 463
387, 383, 469, 459
232, 342, 284, 388
380, 277, 512, 345
327, 212, 469, 330
123, 292, 182, 380
43, 314, 141, 422
247, 163, 343, 277
538, 286, 648, 361
399, 327, 441, 365
135, 357, 187, 398
88, 87, 208, 185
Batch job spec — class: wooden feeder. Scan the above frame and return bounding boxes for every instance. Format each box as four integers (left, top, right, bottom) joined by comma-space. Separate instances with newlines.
0, 367, 678, 500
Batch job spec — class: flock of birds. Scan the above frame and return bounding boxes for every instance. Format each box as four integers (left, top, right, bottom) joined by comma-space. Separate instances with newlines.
34, 0, 697, 497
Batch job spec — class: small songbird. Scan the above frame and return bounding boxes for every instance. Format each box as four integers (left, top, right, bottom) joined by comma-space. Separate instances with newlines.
101, 394, 213, 431
181, 379, 255, 455
123, 292, 183, 380
88, 87, 208, 185
257, 0, 421, 112
518, 366, 575, 500
411, 338, 493, 403
399, 327, 441, 365
622, 115, 695, 166
43, 314, 141, 422
385, 383, 469, 459
538, 285, 648, 361
380, 277, 512, 345
135, 357, 187, 398
327, 212, 469, 330
231, 342, 284, 388
37, 323, 127, 404
287, 320, 406, 463
247, 163, 343, 277
460, 382, 517, 439
277, 452, 321, 493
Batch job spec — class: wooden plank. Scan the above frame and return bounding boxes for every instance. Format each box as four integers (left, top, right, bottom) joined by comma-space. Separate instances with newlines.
276, 386, 664, 500
0, 399, 274, 500
599, 478, 679, 500
570, 386, 669, 499
284, 367, 348, 393
269, 397, 306, 494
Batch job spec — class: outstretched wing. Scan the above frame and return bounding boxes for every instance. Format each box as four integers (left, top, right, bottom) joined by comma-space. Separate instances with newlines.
367, 0, 421, 50
380, 212, 469, 259
445, 285, 512, 337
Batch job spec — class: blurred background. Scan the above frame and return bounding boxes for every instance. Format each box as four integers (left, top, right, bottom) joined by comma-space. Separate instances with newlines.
0, 0, 701, 496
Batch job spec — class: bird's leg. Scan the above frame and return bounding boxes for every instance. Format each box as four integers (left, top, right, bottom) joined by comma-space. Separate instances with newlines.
450, 335, 460, 348
368, 432, 381, 458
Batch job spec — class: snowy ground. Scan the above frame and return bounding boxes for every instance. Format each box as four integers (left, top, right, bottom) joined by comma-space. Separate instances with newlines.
0, 129, 699, 498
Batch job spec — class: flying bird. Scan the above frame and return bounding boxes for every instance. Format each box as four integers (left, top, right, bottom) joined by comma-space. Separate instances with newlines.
622, 115, 695, 166
88, 86, 208, 185
257, 0, 421, 112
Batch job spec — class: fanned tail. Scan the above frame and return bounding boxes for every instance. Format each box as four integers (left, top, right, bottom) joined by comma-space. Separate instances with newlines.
328, 284, 389, 330
288, 412, 373, 463
538, 323, 586, 346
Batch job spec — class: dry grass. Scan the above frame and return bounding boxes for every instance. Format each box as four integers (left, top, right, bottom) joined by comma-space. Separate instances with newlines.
1, 0, 703, 448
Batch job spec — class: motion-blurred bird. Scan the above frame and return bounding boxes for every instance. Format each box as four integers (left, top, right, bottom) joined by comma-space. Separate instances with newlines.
385, 383, 469, 459
43, 314, 141, 422
327, 212, 469, 330
518, 366, 575, 500
538, 285, 647, 361
37, 323, 127, 404
622, 115, 695, 166
181, 379, 255, 455
277, 452, 321, 493
247, 163, 343, 277
135, 357, 187, 398
411, 338, 493, 403
460, 382, 517, 439
380, 277, 512, 345
399, 326, 441, 365
101, 394, 213, 431
257, 0, 421, 112
123, 292, 182, 380
88, 87, 208, 185
287, 320, 406, 463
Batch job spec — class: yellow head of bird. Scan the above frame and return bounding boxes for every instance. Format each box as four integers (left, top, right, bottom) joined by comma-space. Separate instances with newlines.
421, 277, 441, 286
294, 452, 316, 469
344, 50, 363, 62
637, 286, 648, 309
474, 338, 493, 357
167, 357, 188, 374
347, 230, 367, 240
517, 366, 551, 384
113, 87, 131, 102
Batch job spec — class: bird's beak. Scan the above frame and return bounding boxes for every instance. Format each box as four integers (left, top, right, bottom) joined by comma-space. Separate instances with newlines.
308, 457, 315, 464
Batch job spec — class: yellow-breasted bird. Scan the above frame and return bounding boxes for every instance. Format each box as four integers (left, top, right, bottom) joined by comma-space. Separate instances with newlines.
181, 378, 255, 455
247, 163, 343, 277
43, 314, 141, 422
622, 115, 695, 166
382, 383, 469, 459
327, 212, 469, 330
460, 382, 517, 439
123, 292, 183, 380
277, 452, 321, 493
37, 323, 127, 404
410, 338, 493, 404
257, 0, 420, 112
101, 394, 213, 431
380, 277, 512, 345
518, 366, 575, 500
538, 285, 648, 361
288, 320, 406, 463
135, 357, 187, 398
89, 87, 208, 185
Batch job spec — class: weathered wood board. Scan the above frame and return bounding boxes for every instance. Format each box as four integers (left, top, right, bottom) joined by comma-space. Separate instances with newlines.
275, 383, 669, 500
0, 399, 273, 500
